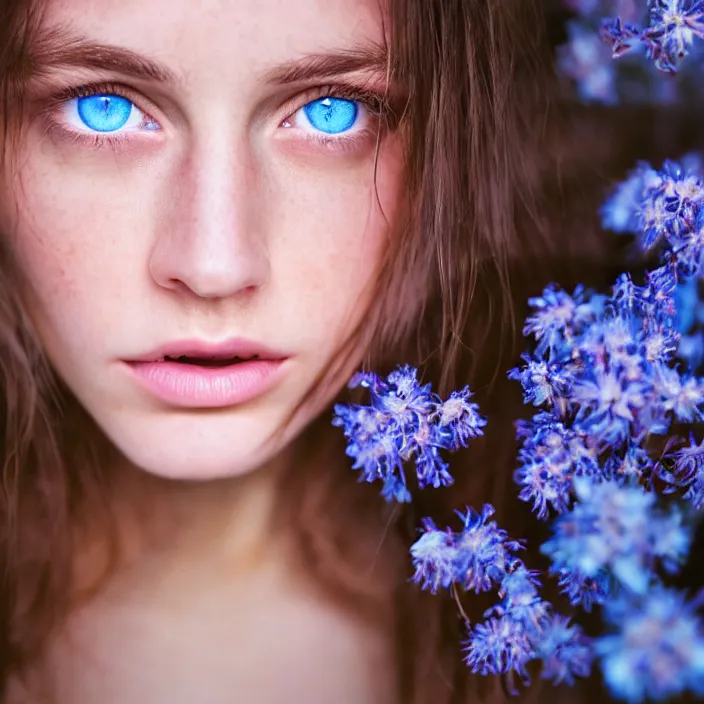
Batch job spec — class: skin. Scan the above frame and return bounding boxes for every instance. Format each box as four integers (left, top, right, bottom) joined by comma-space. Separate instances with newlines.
1, 0, 402, 700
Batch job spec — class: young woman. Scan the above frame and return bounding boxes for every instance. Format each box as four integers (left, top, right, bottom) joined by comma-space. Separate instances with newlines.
0, 0, 607, 702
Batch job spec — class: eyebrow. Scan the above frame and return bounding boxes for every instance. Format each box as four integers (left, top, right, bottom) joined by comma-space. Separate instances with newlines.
27, 25, 389, 87
263, 44, 389, 84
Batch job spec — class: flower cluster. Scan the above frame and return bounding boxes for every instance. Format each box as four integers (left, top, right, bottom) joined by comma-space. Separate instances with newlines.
331, 365, 486, 502
601, 153, 704, 369
410, 505, 593, 689
333, 4, 704, 701
510, 261, 704, 504
558, 0, 704, 104
507, 153, 704, 698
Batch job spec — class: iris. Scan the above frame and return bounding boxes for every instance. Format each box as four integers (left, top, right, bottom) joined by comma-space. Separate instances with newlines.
77, 95, 133, 133
303, 97, 357, 134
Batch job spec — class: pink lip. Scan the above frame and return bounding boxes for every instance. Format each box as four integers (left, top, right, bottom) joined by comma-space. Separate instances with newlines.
124, 358, 287, 408
123, 337, 289, 408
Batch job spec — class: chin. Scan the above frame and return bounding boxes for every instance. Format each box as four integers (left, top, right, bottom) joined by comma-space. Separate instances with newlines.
92, 409, 294, 482
128, 448, 264, 482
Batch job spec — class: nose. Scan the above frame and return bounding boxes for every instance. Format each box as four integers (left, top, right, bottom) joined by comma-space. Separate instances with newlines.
149, 135, 270, 299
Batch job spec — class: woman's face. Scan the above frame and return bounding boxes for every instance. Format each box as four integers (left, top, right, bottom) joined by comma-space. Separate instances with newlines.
3, 0, 401, 480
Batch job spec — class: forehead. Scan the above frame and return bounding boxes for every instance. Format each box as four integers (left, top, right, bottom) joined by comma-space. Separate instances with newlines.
40, 0, 387, 81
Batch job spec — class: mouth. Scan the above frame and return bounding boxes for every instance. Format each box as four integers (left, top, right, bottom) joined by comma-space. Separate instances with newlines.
123, 340, 289, 408
161, 354, 261, 368
128, 337, 288, 366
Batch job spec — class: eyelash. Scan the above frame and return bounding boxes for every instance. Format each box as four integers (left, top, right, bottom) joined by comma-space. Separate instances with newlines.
38, 80, 394, 153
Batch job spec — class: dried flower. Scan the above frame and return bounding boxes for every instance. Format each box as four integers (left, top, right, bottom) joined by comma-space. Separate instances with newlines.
332, 365, 486, 501
410, 505, 522, 595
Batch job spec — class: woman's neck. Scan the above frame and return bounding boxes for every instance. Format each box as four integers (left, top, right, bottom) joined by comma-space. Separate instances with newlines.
71, 444, 295, 601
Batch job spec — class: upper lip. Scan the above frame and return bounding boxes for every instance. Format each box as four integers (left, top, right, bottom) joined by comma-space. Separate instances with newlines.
126, 337, 288, 363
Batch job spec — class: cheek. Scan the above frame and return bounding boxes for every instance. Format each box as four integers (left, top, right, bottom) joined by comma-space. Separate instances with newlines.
267, 138, 403, 335
7, 162, 141, 349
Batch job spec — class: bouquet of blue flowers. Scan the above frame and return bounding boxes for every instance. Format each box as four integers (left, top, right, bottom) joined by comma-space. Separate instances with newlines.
333, 2, 704, 702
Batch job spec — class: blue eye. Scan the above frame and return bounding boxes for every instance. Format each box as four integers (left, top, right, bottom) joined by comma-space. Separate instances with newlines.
76, 95, 134, 133
302, 97, 358, 135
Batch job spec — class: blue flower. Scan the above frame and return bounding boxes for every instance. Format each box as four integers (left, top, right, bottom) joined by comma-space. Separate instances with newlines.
494, 564, 550, 631
410, 519, 458, 594
380, 473, 412, 503
643, 0, 704, 73
453, 505, 523, 594
601, 161, 660, 234
498, 17, 704, 698
508, 357, 573, 409
671, 209, 704, 277
382, 365, 437, 419
513, 412, 600, 519
522, 284, 594, 358
412, 501, 596, 689
572, 368, 648, 446
597, 586, 704, 702
660, 433, 704, 508
610, 272, 646, 312
644, 264, 678, 319
675, 275, 700, 333
541, 478, 690, 594
333, 365, 486, 501
463, 614, 535, 678
412, 435, 454, 490
560, 0, 704, 103
654, 365, 704, 421
429, 386, 487, 450
558, 20, 619, 104
332, 403, 406, 484
409, 505, 523, 595
601, 16, 642, 57
637, 159, 704, 249
514, 457, 575, 520
513, 413, 599, 519
537, 614, 594, 686
553, 568, 612, 611
342, 57, 704, 696
357, 364, 436, 430
650, 503, 692, 574
603, 442, 655, 482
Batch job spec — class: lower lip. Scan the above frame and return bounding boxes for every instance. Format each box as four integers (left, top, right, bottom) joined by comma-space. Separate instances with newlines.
124, 359, 287, 408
